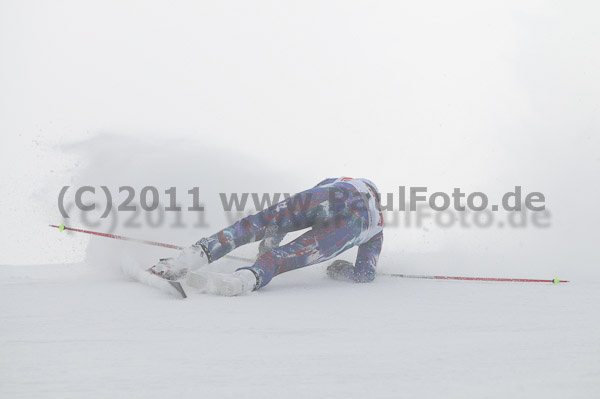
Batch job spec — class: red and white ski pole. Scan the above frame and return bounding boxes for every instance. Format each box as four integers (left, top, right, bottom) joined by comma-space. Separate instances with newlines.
48, 224, 250, 262
50, 224, 569, 284
49, 224, 184, 250
383, 273, 568, 284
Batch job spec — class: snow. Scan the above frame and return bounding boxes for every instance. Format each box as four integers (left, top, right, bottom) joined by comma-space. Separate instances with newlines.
2, 2, 599, 397
2, 262, 599, 398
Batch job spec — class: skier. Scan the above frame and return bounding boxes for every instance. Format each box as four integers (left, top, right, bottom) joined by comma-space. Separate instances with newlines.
149, 177, 384, 296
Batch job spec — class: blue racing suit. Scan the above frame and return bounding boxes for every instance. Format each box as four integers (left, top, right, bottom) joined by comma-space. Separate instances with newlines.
195, 177, 384, 289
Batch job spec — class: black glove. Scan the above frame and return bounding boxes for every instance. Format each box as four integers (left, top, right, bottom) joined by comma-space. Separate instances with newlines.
326, 260, 354, 280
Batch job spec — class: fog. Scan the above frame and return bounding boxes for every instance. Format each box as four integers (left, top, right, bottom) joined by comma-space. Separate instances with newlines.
1, 1, 598, 280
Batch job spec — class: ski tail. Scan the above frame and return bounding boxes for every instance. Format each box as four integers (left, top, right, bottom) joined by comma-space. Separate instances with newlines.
167, 281, 187, 298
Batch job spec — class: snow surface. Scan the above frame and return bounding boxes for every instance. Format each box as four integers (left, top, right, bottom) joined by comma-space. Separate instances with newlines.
2, 262, 599, 398
2, 3, 599, 398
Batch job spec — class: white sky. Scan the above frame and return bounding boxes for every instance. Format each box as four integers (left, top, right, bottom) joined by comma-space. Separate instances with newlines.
1, 1, 598, 278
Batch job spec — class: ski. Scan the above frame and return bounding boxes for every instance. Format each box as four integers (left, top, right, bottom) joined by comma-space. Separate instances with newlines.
120, 261, 188, 299
167, 280, 188, 298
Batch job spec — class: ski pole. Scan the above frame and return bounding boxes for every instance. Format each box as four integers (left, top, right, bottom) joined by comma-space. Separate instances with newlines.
383, 273, 568, 284
49, 224, 252, 262
50, 224, 184, 249
50, 225, 569, 283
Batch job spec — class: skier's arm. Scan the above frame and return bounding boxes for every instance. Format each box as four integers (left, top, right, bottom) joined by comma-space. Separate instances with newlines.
354, 232, 383, 282
327, 232, 383, 283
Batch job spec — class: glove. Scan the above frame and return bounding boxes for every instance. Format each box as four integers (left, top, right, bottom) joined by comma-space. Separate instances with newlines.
326, 260, 355, 280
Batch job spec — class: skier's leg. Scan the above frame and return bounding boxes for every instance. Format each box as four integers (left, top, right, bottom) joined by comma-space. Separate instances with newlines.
237, 209, 368, 289
151, 186, 350, 280
197, 186, 340, 263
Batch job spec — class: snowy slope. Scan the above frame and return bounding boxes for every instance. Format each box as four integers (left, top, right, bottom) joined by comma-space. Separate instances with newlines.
1, 262, 598, 399
2, 2, 600, 398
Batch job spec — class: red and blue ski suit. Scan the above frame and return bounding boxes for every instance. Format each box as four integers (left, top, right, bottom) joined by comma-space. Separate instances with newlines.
196, 178, 384, 289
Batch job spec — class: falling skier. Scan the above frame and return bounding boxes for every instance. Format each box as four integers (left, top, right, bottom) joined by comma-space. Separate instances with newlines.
149, 177, 384, 296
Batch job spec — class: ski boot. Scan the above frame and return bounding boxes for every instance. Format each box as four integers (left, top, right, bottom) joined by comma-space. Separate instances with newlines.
186, 269, 258, 296
148, 244, 209, 280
